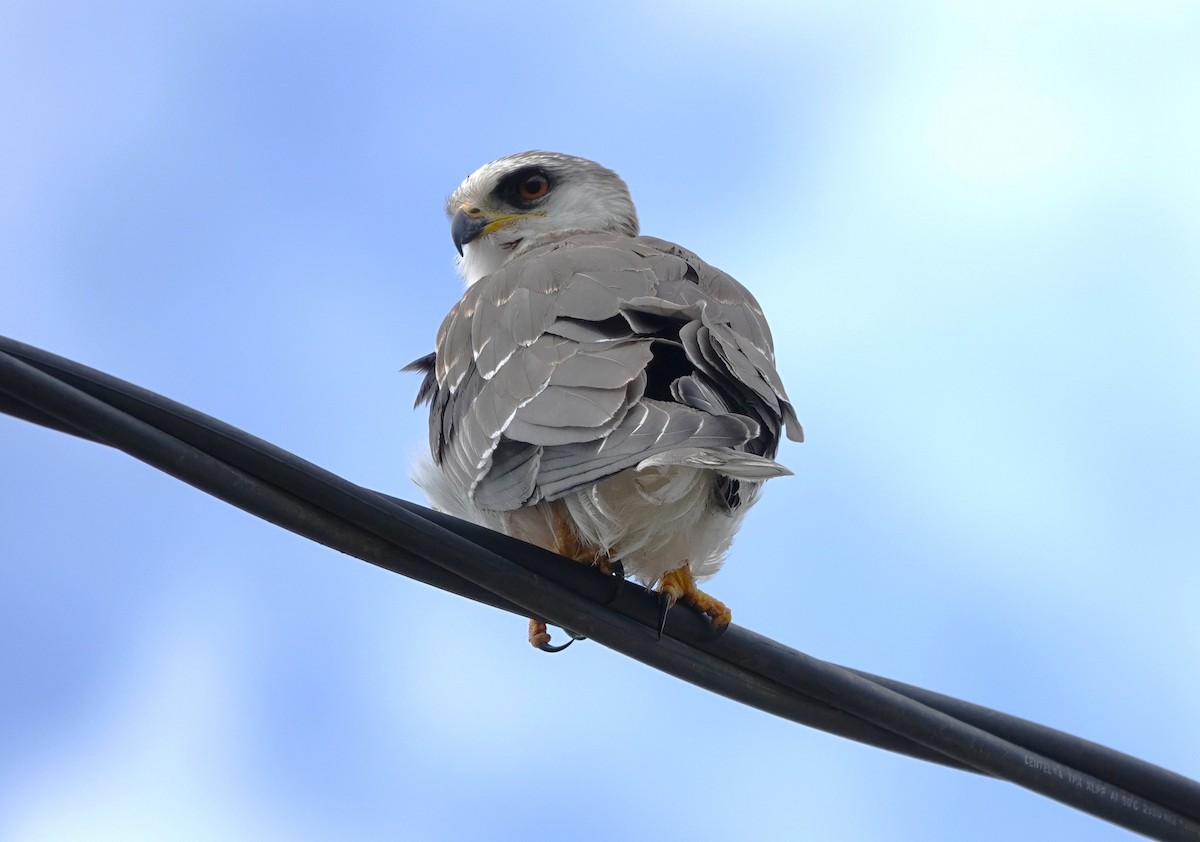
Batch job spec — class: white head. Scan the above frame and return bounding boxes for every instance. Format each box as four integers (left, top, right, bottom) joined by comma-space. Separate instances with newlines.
447, 151, 640, 286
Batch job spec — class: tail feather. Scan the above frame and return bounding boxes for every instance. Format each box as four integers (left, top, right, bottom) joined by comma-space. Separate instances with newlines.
635, 446, 792, 480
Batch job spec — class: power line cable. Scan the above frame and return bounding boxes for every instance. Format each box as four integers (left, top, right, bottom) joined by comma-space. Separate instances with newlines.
2, 334, 1197, 840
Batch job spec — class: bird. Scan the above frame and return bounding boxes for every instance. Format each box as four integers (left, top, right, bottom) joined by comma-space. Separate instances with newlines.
406, 151, 803, 649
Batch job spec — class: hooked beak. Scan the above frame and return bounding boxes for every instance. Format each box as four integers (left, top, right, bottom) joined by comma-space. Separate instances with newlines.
450, 204, 534, 255
450, 206, 488, 256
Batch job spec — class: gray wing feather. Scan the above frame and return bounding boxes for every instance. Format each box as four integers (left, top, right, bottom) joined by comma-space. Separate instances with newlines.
519, 385, 627, 428
547, 340, 654, 389
473, 440, 540, 510
416, 233, 802, 511
535, 400, 759, 499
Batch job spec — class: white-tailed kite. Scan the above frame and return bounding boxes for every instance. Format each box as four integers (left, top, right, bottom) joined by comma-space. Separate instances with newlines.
407, 151, 802, 649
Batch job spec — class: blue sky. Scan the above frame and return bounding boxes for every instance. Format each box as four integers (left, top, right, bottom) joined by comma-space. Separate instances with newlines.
2, 2, 1198, 839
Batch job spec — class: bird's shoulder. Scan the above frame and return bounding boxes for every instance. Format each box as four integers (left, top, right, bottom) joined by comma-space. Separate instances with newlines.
437, 232, 772, 360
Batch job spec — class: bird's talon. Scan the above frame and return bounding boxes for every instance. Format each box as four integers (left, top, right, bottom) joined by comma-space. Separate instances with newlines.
656, 590, 676, 639
530, 618, 586, 652
538, 637, 577, 653
597, 558, 625, 578
655, 564, 731, 638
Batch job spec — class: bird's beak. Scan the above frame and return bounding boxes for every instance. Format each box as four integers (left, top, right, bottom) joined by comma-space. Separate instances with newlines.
451, 206, 488, 256
450, 204, 530, 255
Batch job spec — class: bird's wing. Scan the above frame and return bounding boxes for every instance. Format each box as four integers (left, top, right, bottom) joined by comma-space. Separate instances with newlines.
414, 233, 802, 511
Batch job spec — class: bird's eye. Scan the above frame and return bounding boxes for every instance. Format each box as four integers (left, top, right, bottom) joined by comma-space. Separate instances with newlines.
517, 173, 550, 202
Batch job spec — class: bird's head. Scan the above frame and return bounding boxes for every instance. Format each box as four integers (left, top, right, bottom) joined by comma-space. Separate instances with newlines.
447, 151, 640, 286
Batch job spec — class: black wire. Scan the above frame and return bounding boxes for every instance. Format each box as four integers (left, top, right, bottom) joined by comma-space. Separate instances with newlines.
0, 338, 970, 768
2, 334, 1199, 841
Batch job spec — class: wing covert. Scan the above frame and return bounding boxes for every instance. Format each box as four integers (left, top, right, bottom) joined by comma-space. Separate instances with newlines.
414, 233, 801, 511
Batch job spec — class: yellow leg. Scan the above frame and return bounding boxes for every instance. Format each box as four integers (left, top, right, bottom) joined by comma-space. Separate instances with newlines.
658, 564, 732, 627
526, 503, 614, 650
528, 617, 551, 649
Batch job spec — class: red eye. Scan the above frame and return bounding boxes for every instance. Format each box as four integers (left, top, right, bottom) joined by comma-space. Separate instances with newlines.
517, 174, 550, 201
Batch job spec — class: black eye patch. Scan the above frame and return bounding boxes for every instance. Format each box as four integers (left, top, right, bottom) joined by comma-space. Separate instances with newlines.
498, 167, 553, 208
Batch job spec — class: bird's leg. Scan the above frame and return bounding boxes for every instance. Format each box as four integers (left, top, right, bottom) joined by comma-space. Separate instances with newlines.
551, 506, 617, 573
528, 618, 552, 649
656, 564, 732, 635
524, 505, 615, 650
